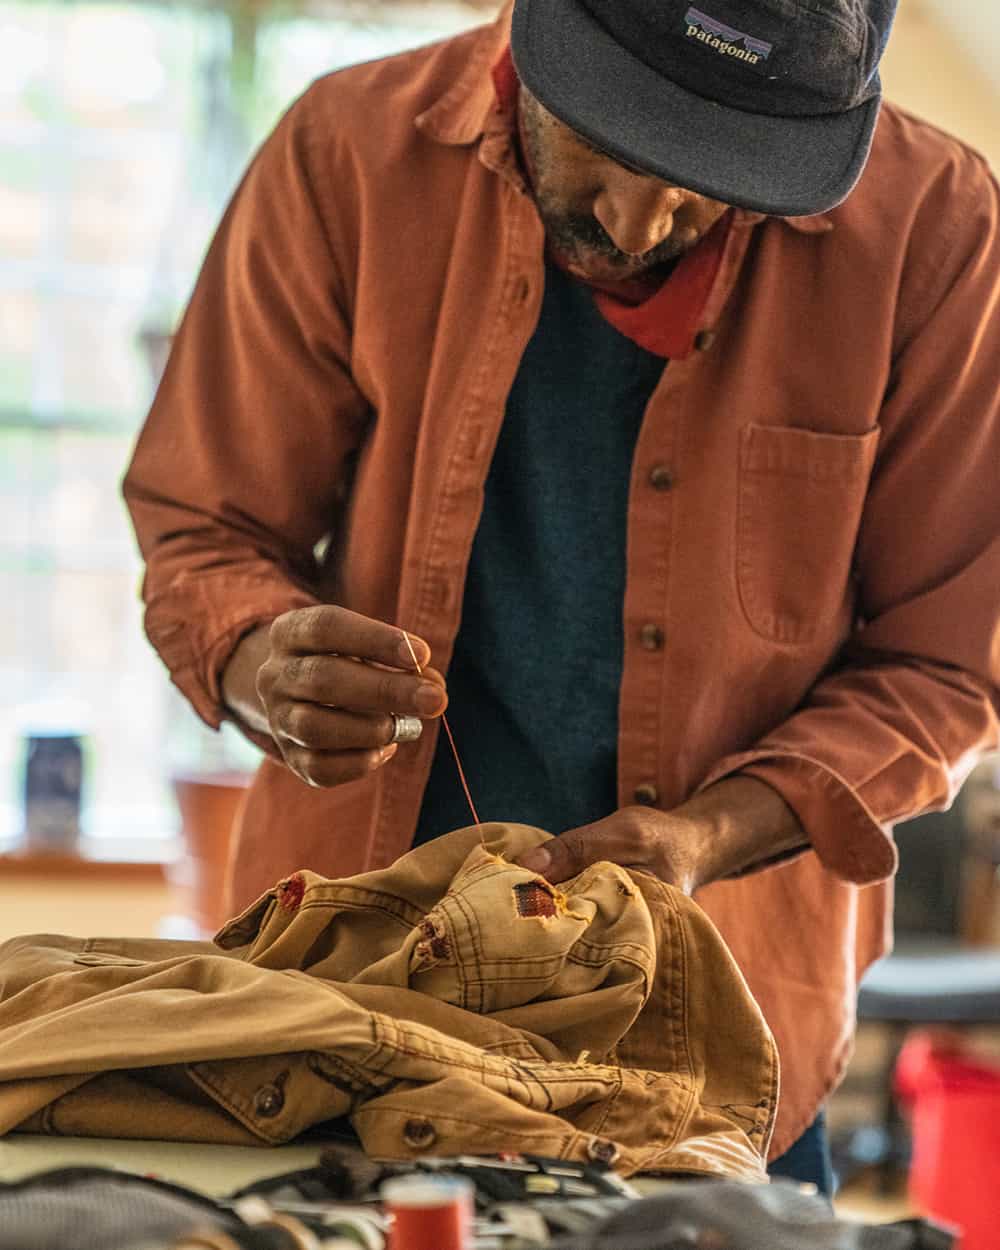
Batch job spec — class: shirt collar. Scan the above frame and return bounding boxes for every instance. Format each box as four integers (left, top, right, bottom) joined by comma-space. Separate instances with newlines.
737, 208, 834, 234
414, 5, 512, 147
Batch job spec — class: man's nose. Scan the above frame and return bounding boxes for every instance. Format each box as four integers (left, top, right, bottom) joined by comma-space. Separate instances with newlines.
593, 175, 684, 257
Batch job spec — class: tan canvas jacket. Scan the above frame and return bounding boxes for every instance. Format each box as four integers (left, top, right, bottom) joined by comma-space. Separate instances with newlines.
0, 827, 776, 1180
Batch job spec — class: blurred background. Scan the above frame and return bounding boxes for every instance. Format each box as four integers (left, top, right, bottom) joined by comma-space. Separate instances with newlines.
0, 0, 998, 1231
0, 0, 496, 867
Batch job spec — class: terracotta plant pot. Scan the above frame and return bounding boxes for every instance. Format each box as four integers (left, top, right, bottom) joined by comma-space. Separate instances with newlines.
170, 771, 252, 937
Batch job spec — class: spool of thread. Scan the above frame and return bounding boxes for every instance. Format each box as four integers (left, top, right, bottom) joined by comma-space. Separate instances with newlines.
381, 1175, 474, 1250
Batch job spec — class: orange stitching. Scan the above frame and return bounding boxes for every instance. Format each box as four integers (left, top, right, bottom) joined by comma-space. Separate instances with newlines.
402, 630, 481, 828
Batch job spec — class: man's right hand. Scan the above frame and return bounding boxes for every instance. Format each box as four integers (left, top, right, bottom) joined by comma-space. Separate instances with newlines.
221, 606, 447, 788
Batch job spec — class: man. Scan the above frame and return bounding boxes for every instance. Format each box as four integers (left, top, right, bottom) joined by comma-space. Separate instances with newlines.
124, 0, 1000, 1194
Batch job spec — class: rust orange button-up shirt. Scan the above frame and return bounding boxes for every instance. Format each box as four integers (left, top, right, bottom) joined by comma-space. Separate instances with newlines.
123, 8, 1000, 1155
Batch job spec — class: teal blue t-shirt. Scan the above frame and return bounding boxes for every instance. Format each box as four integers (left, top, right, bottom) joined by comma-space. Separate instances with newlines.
413, 258, 666, 844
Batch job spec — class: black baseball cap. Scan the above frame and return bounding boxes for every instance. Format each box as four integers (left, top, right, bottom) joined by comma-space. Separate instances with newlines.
510, 0, 898, 217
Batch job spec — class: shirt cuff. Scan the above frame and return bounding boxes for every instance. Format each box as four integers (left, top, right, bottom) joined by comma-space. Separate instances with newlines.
144, 572, 320, 746
696, 752, 899, 885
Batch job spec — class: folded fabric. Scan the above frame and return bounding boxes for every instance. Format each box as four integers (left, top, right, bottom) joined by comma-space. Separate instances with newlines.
0, 1168, 954, 1250
0, 1165, 377, 1250
548, 1181, 956, 1249
0, 825, 778, 1178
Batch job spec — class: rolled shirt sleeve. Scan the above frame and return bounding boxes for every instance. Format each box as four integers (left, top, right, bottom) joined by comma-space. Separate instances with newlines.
700, 149, 1000, 884
123, 86, 368, 730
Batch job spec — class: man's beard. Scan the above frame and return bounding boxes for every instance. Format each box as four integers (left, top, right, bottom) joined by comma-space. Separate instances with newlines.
538, 202, 688, 275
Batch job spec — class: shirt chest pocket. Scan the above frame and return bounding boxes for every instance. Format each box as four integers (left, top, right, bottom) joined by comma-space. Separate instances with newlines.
736, 423, 881, 645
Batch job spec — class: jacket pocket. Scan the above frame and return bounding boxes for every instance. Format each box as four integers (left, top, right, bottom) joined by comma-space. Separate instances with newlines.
736, 424, 880, 644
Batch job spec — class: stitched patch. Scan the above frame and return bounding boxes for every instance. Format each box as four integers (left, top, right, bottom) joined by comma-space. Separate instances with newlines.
412, 915, 451, 970
420, 918, 450, 960
514, 880, 558, 919
276, 872, 306, 910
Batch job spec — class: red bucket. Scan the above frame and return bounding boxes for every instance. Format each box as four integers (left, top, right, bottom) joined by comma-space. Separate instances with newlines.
895, 1031, 1000, 1250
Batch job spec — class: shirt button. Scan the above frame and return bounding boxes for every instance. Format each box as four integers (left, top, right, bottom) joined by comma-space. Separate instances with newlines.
634, 783, 659, 806
694, 329, 716, 351
648, 465, 674, 491
639, 623, 664, 651
253, 1085, 285, 1118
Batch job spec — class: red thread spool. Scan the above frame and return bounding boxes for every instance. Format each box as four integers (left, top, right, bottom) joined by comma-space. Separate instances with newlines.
382, 1175, 474, 1250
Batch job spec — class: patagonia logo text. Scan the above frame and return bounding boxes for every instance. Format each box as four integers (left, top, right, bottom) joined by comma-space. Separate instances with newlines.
684, 7, 773, 65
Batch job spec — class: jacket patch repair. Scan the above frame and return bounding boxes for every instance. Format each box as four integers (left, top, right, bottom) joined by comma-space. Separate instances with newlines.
513, 880, 560, 919
276, 873, 306, 910
413, 915, 451, 969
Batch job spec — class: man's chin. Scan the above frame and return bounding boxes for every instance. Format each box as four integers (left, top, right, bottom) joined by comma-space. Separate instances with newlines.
563, 251, 651, 283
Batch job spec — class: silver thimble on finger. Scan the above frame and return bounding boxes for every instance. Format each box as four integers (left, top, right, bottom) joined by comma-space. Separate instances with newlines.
389, 714, 423, 744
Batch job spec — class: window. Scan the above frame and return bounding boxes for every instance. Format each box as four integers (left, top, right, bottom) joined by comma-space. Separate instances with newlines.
1, 0, 488, 855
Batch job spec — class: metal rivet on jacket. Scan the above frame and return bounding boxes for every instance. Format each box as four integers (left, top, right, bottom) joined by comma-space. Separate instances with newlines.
402, 1117, 438, 1149
253, 1084, 285, 1118
587, 1137, 621, 1166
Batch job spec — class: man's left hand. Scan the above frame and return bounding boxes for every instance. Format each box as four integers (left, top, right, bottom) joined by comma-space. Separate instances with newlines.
513, 775, 808, 894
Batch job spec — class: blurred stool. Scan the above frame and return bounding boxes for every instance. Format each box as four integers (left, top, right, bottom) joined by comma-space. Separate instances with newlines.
856, 947, 1000, 1187
840, 773, 1000, 1191
860, 949, 1000, 1026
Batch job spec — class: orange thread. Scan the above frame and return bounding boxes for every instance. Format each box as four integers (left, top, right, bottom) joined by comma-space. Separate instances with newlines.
401, 631, 482, 830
